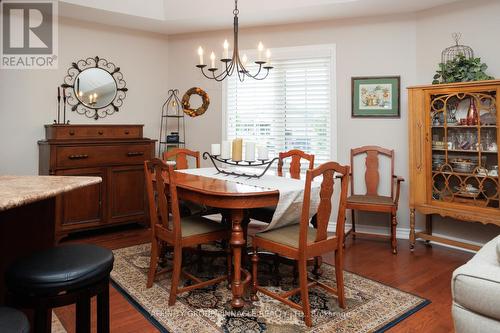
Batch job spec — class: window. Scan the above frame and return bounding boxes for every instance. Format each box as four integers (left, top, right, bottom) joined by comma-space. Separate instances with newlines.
224, 45, 335, 165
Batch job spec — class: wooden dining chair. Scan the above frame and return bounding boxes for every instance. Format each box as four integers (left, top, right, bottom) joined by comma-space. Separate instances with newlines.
163, 148, 200, 170
144, 158, 231, 305
162, 148, 208, 217
248, 149, 317, 280
346, 146, 404, 254
251, 161, 350, 327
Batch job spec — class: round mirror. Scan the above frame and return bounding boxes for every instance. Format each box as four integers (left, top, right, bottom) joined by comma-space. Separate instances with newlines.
62, 56, 127, 120
74, 68, 117, 109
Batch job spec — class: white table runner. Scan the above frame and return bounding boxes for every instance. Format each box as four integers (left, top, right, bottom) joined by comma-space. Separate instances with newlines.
176, 167, 321, 231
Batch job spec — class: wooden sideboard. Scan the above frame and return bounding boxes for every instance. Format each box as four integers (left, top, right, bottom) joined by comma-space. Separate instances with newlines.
408, 80, 499, 251
39, 124, 156, 241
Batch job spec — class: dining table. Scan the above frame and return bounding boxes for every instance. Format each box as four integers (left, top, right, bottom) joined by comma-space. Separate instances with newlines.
173, 170, 280, 308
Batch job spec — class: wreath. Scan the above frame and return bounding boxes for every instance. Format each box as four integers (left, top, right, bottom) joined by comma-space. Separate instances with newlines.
182, 87, 210, 117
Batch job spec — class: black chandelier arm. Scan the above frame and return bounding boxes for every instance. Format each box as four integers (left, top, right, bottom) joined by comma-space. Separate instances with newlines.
244, 62, 263, 79
247, 67, 272, 81
197, 65, 226, 82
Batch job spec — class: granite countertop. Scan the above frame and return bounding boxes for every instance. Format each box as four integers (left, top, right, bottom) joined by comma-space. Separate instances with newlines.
0, 175, 102, 212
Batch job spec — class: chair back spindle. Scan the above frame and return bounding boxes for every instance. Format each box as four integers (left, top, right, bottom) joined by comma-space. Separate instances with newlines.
299, 162, 350, 249
278, 149, 315, 179
145, 158, 183, 242
350, 145, 395, 199
163, 148, 200, 170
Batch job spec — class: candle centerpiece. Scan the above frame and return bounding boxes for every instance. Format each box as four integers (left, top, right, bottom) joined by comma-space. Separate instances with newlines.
203, 140, 277, 178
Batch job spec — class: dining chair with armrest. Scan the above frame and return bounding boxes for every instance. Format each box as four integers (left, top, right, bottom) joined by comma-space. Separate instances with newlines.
346, 145, 404, 254
144, 158, 231, 305
251, 161, 350, 327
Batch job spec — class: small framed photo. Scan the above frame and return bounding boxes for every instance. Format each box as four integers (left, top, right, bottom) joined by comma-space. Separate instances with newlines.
351, 76, 400, 118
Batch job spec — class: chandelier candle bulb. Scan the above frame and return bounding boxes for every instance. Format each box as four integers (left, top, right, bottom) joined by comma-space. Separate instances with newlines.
221, 141, 231, 159
223, 40, 229, 59
266, 49, 271, 66
257, 146, 269, 160
258, 42, 264, 61
232, 138, 243, 162
245, 142, 256, 161
197, 46, 204, 65
211, 143, 221, 156
210, 52, 216, 69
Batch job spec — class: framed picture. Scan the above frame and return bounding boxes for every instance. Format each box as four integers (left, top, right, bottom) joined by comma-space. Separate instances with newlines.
351, 76, 400, 118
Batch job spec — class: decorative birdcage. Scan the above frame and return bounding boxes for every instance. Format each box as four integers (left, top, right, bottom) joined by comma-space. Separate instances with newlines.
441, 33, 474, 64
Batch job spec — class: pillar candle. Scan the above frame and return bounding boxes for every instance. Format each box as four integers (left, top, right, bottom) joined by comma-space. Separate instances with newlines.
211, 143, 221, 156
245, 142, 256, 161
232, 138, 243, 162
221, 141, 231, 159
257, 146, 269, 160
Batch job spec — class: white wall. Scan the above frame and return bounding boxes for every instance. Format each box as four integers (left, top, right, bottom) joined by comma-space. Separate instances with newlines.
416, 0, 500, 83
0, 18, 169, 175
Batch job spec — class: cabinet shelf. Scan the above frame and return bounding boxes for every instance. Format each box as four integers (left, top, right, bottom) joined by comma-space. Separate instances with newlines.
432, 148, 498, 154
432, 125, 497, 128
432, 170, 498, 179
160, 141, 185, 145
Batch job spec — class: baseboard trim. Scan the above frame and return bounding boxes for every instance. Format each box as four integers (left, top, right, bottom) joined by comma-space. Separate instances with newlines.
328, 223, 482, 253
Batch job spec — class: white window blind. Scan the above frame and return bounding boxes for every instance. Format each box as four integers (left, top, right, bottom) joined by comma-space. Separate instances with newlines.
225, 47, 333, 165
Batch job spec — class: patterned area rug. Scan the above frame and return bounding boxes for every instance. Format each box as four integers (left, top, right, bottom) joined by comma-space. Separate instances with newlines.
111, 244, 429, 333
51, 312, 66, 333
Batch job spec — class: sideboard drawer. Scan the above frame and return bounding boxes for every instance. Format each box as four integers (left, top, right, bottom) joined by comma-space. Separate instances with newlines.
55, 144, 152, 168
45, 125, 143, 140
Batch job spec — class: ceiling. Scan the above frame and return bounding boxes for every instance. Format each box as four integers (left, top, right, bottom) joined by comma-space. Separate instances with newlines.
59, 0, 461, 35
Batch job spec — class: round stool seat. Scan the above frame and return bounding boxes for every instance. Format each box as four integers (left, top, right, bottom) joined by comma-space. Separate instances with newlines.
0, 307, 30, 333
6, 244, 114, 296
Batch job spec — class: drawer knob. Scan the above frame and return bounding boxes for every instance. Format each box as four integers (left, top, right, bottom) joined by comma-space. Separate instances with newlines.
68, 154, 89, 160
69, 130, 75, 136
124, 130, 130, 135
127, 152, 144, 157
98, 130, 104, 135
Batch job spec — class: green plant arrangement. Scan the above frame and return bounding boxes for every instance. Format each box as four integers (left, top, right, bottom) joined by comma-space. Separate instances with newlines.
433, 54, 494, 84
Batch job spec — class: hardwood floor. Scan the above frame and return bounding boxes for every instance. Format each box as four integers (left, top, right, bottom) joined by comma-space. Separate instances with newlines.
55, 224, 473, 332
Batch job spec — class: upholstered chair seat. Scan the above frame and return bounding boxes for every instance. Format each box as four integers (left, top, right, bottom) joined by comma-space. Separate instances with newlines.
255, 224, 334, 249
347, 194, 394, 206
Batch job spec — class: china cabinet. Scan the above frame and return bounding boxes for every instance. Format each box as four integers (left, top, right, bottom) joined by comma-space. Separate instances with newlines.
408, 80, 499, 251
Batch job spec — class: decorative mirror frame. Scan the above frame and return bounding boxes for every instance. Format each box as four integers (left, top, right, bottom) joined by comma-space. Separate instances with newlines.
61, 56, 128, 120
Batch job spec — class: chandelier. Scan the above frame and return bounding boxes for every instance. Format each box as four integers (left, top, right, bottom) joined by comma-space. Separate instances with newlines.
196, 0, 273, 82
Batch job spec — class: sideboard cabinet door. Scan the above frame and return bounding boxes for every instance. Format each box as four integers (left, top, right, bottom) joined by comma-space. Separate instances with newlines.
107, 165, 146, 225
55, 168, 106, 233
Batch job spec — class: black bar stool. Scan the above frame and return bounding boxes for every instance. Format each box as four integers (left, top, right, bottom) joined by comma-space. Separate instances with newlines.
5, 244, 114, 333
0, 306, 30, 333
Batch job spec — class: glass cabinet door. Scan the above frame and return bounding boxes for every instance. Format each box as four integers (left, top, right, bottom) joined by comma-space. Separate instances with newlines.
429, 90, 498, 210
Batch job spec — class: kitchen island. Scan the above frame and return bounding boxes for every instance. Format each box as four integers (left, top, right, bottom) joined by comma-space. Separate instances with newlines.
0, 175, 101, 304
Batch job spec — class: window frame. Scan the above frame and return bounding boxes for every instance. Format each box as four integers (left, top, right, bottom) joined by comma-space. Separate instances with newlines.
222, 44, 337, 163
